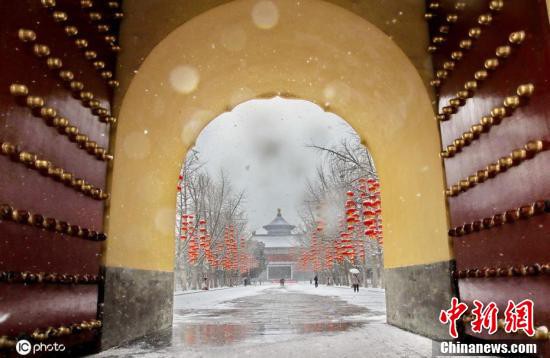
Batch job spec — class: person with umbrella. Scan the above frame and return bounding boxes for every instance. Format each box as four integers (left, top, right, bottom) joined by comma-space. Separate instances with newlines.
350, 268, 360, 292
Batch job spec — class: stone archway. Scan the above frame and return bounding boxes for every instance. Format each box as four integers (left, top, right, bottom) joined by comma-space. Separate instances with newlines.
101, 0, 454, 348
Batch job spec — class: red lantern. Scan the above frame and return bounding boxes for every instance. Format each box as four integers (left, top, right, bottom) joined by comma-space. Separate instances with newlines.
363, 219, 375, 226
346, 211, 356, 223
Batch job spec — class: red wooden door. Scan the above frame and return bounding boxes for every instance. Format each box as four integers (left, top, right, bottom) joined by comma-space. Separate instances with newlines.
429, 0, 550, 354
0, 0, 120, 355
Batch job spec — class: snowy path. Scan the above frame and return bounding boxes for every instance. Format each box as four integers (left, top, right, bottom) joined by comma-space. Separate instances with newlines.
96, 283, 433, 357
286, 283, 387, 316
173, 284, 273, 309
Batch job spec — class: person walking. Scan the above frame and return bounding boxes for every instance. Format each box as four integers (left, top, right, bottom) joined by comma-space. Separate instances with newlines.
314, 275, 318, 288
201, 277, 209, 290
351, 273, 360, 292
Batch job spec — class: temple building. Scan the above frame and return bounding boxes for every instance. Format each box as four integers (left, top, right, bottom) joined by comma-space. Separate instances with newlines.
252, 209, 309, 281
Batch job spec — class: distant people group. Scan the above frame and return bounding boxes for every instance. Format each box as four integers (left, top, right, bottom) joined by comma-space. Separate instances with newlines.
309, 272, 360, 292
199, 274, 360, 290
253, 271, 363, 292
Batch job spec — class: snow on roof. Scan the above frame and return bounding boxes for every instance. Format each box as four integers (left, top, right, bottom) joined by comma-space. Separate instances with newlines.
262, 209, 296, 235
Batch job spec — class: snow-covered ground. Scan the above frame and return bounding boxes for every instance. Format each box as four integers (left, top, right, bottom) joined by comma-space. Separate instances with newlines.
173, 284, 272, 309
287, 283, 387, 317
97, 282, 434, 358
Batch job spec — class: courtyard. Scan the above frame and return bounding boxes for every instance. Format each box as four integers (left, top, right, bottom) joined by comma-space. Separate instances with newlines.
97, 283, 433, 357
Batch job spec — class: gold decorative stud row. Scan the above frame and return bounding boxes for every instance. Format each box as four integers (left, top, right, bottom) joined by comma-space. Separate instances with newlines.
448, 199, 548, 237
42, 0, 123, 52
430, 29, 525, 93
425, 1, 467, 21
82, 0, 123, 14
424, 2, 462, 40
441, 84, 535, 157
1, 141, 108, 201
425, 0, 504, 54
425, 3, 461, 52
428, 12, 487, 54
0, 271, 101, 285
39, 0, 120, 88
445, 140, 548, 197
78, 0, 122, 10
9, 83, 114, 161
79, 0, 124, 20
107, 1, 121, 9
0, 204, 107, 241
436, 31, 526, 121
0, 319, 102, 348
41, 0, 124, 30
17, 29, 117, 123
453, 263, 550, 279
79, 0, 122, 49
427, 1, 468, 13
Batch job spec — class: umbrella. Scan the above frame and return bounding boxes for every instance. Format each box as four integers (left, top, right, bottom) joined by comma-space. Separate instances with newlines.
349, 268, 360, 274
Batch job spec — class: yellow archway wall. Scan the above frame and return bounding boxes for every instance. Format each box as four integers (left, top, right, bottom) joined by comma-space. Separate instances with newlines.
115, 0, 435, 100
105, 0, 451, 273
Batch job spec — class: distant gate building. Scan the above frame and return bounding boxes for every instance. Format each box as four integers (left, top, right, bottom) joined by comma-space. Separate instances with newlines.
252, 209, 310, 281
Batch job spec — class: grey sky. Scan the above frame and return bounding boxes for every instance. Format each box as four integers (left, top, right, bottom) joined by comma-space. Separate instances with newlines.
192, 97, 358, 232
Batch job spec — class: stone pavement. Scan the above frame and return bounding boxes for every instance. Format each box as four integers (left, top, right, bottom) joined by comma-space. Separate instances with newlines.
95, 283, 434, 357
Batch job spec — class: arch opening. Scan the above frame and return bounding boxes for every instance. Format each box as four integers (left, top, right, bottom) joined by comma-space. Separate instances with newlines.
163, 97, 388, 350
173, 98, 384, 291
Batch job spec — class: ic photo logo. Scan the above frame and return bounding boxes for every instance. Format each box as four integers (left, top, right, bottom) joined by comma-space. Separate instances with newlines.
15, 339, 31, 355
15, 339, 66, 356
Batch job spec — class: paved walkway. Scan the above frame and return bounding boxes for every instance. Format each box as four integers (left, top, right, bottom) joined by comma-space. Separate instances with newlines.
96, 283, 433, 357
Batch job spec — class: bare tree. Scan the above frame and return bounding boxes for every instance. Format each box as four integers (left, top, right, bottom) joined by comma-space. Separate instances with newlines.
298, 135, 384, 288
174, 151, 250, 291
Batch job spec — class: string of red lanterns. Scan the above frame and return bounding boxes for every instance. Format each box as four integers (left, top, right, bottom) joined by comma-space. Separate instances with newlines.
298, 177, 383, 273
177, 172, 260, 277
